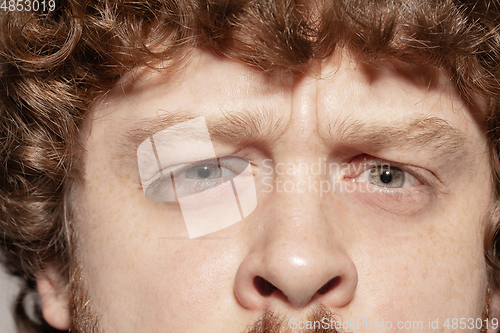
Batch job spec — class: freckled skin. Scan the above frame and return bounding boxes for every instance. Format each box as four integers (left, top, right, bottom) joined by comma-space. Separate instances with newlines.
71, 49, 494, 332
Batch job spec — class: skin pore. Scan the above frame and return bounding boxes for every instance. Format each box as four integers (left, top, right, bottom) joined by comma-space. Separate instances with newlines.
38, 48, 495, 332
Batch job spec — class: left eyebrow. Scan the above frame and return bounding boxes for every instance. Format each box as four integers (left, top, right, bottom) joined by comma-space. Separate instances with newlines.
320, 116, 473, 163
114, 108, 289, 158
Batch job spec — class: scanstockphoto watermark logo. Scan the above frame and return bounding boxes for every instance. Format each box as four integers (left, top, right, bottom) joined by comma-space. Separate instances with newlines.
289, 317, 425, 331
289, 317, 499, 331
259, 158, 387, 196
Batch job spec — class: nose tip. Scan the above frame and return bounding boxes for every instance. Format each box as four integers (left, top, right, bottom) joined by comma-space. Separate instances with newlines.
235, 250, 357, 310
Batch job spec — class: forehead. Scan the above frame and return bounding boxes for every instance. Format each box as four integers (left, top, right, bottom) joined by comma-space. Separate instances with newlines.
101, 50, 291, 120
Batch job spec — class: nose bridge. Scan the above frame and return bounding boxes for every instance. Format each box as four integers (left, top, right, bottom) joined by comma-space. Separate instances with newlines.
287, 62, 320, 147
274, 158, 325, 214
269, 63, 326, 209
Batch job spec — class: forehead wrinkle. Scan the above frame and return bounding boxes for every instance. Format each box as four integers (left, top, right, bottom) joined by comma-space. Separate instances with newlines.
320, 116, 471, 162
213, 107, 290, 145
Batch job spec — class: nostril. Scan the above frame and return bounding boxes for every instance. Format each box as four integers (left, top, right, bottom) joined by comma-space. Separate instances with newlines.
317, 276, 341, 295
254, 276, 278, 296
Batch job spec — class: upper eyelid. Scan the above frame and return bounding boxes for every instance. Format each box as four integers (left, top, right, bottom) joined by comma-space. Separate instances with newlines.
344, 159, 430, 183
153, 154, 247, 179
346, 156, 427, 175
349, 157, 412, 169
158, 158, 221, 178
340, 159, 402, 177
136, 159, 217, 187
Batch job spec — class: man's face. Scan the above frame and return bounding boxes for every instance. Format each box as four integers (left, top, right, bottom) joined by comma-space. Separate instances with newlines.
69, 49, 493, 332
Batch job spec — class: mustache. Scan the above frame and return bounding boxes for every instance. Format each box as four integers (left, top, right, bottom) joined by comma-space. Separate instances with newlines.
244, 305, 344, 333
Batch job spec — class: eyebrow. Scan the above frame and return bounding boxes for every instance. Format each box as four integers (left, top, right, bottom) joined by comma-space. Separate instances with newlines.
115, 108, 289, 158
321, 116, 472, 162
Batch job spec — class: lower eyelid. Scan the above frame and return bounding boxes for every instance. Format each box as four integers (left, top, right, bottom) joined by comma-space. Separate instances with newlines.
343, 181, 433, 215
369, 189, 430, 214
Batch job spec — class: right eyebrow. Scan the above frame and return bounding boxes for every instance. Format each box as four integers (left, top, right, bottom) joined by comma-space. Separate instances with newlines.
115, 108, 290, 158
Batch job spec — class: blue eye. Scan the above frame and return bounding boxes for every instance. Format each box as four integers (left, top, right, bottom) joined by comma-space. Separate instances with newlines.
184, 164, 221, 179
368, 165, 405, 188
144, 155, 251, 202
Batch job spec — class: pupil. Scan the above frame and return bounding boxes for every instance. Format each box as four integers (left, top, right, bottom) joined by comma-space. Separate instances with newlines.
198, 166, 211, 178
380, 170, 392, 183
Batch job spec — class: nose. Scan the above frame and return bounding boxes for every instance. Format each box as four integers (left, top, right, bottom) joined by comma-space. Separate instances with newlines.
234, 186, 358, 310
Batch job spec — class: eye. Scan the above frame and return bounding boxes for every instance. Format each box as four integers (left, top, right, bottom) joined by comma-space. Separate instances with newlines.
144, 155, 251, 202
184, 163, 221, 179
352, 163, 422, 189
368, 165, 405, 188
345, 159, 434, 215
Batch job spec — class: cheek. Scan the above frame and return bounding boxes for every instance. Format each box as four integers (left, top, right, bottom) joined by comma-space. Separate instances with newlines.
73, 156, 242, 330
138, 243, 240, 329
349, 203, 487, 322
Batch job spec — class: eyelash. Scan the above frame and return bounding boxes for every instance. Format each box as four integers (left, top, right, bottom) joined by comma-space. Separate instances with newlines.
342, 158, 430, 189
165, 158, 259, 179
